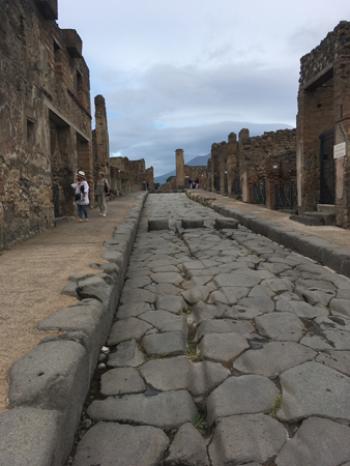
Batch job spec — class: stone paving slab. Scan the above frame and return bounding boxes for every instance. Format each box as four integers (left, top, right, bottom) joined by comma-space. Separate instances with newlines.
276, 417, 350, 466
87, 390, 198, 429
73, 422, 169, 466
207, 375, 279, 424
209, 414, 287, 466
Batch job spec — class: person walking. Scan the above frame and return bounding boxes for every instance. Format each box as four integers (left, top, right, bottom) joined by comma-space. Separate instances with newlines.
95, 172, 110, 217
71, 171, 89, 222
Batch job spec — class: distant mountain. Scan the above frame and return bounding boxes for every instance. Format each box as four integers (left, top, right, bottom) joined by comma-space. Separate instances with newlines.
187, 154, 210, 166
155, 154, 210, 185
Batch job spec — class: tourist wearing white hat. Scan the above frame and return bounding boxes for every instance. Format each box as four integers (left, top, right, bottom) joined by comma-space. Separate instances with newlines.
71, 171, 90, 221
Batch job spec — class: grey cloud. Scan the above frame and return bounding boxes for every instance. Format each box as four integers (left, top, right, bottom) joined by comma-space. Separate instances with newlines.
105, 61, 297, 175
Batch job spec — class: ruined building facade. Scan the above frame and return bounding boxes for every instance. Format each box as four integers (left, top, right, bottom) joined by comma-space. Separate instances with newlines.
109, 157, 154, 194
208, 129, 297, 210
296, 21, 350, 227
0, 0, 95, 248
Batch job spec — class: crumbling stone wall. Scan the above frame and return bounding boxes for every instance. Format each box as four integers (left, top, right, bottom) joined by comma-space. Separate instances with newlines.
0, 0, 94, 248
209, 128, 296, 210
110, 157, 154, 194
297, 21, 350, 227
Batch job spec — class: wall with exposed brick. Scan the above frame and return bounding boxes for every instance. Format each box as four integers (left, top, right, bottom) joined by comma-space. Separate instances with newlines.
0, 0, 94, 248
297, 21, 350, 227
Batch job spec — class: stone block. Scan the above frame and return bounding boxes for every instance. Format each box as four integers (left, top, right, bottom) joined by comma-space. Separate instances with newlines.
38, 298, 106, 377
73, 422, 169, 466
181, 218, 205, 229
87, 391, 198, 429
214, 217, 239, 230
9, 340, 89, 462
61, 29, 83, 57
35, 0, 58, 20
0, 407, 60, 466
164, 423, 209, 466
148, 218, 169, 231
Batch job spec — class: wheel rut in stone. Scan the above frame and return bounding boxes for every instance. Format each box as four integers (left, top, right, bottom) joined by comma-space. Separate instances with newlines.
68, 193, 350, 466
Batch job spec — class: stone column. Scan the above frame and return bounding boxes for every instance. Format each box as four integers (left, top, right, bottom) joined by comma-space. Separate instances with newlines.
239, 129, 251, 203
227, 132, 237, 197
94, 95, 110, 178
176, 148, 185, 189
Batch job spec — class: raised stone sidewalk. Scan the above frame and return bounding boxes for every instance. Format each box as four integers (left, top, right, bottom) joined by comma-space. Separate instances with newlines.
0, 193, 147, 465
188, 189, 350, 278
68, 194, 350, 466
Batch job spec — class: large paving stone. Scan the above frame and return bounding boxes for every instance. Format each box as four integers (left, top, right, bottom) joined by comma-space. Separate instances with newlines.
108, 318, 152, 345
275, 297, 328, 318
192, 302, 226, 322
156, 295, 186, 313
140, 355, 229, 397
200, 333, 249, 363
261, 278, 293, 294
139, 310, 187, 333
87, 391, 197, 429
142, 331, 186, 356
278, 361, 350, 421
117, 302, 152, 319
140, 356, 190, 391
73, 422, 169, 466
210, 287, 249, 305
190, 360, 230, 396
0, 407, 60, 466
316, 350, 350, 376
164, 423, 209, 466
107, 339, 145, 367
215, 270, 262, 288
301, 326, 350, 350
255, 312, 304, 341
100, 368, 145, 396
209, 414, 287, 466
234, 342, 316, 377
298, 286, 335, 306
182, 286, 210, 305
124, 275, 152, 289
151, 272, 183, 286
121, 289, 156, 304
330, 298, 350, 318
207, 375, 279, 424
147, 283, 182, 296
196, 319, 254, 340
276, 417, 350, 466
230, 295, 275, 319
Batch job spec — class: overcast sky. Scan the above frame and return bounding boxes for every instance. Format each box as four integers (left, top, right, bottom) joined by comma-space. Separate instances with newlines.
58, 0, 350, 176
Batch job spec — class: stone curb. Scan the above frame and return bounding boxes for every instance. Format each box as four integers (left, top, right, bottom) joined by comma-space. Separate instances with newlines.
0, 192, 148, 466
187, 191, 350, 279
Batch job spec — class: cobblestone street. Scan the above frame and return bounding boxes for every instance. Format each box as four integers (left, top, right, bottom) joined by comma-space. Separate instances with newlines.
71, 193, 350, 466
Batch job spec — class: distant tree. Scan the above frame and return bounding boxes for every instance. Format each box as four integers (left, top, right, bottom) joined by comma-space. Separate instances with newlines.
166, 176, 175, 183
